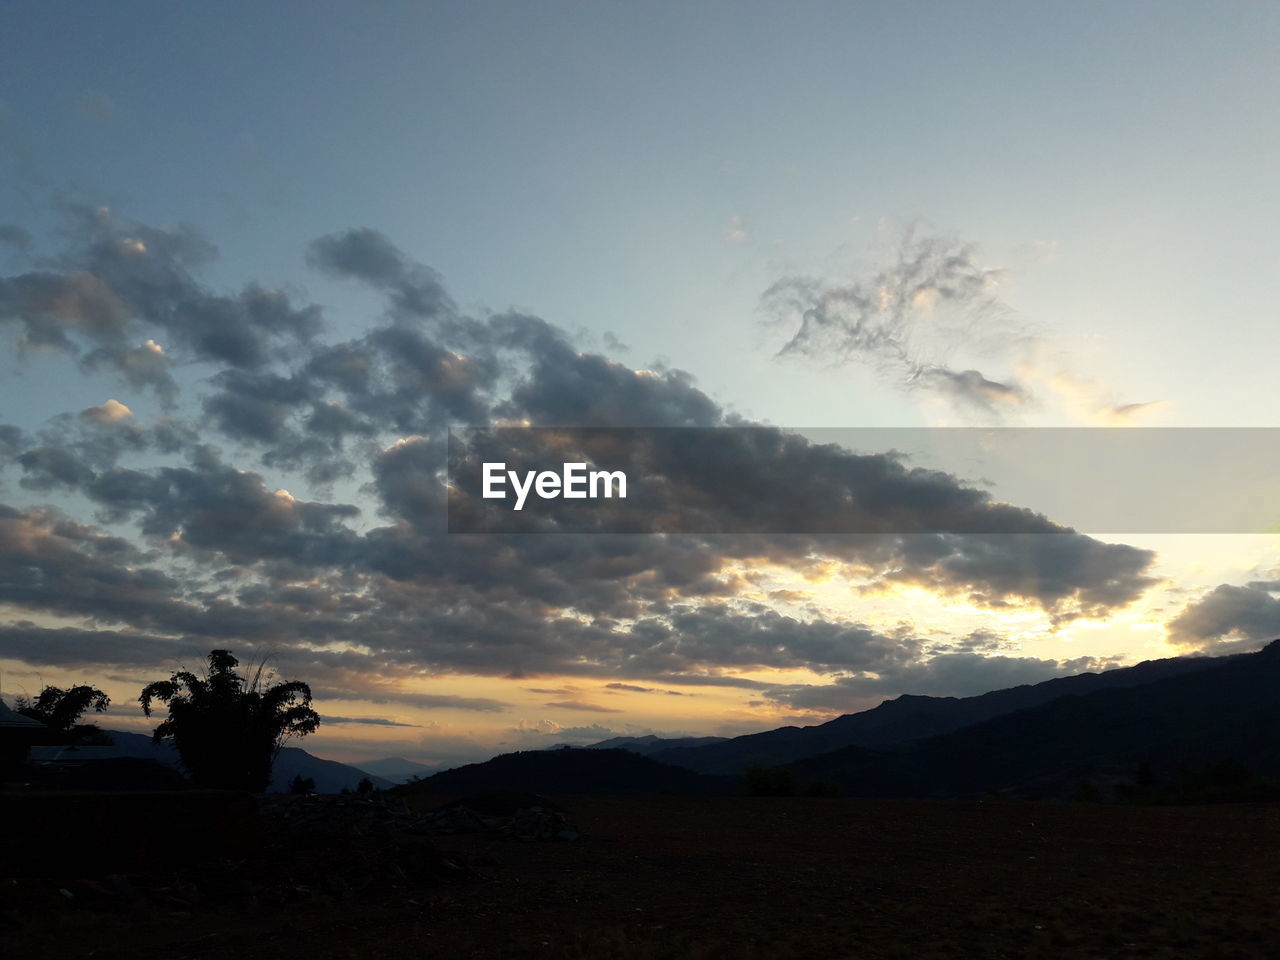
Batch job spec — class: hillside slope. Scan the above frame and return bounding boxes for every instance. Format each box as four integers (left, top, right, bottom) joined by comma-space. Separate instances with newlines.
35, 730, 394, 793
649, 652, 1235, 774
786, 639, 1280, 798
399, 747, 731, 797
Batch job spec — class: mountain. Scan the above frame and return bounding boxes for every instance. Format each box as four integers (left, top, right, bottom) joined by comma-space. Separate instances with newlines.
273, 745, 395, 793
35, 730, 394, 793
647, 652, 1236, 775
580, 734, 729, 755
397, 747, 731, 797
354, 756, 441, 783
784, 639, 1280, 799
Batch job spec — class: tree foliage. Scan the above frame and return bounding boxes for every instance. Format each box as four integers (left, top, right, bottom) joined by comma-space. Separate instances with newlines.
289, 774, 316, 795
139, 649, 320, 792
15, 684, 112, 744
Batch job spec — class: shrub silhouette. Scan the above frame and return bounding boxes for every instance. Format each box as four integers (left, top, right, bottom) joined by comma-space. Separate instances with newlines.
289, 774, 316, 794
14, 684, 112, 745
140, 649, 320, 792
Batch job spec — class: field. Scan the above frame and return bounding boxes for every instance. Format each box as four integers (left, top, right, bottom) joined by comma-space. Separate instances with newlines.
6, 795, 1280, 959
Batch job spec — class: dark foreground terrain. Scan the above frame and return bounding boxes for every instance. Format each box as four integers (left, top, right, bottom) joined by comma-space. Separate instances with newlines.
5, 795, 1279, 960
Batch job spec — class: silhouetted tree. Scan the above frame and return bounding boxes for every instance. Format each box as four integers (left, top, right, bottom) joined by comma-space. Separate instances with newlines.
289, 774, 316, 794
356, 776, 375, 794
139, 650, 320, 792
15, 684, 112, 744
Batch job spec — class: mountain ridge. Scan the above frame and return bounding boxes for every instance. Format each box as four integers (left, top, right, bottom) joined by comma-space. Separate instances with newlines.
32, 729, 394, 793
781, 638, 1280, 798
640, 651, 1241, 774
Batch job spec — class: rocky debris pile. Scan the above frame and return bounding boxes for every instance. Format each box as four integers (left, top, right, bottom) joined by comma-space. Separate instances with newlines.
425, 792, 581, 841
260, 790, 580, 841
260, 791, 434, 838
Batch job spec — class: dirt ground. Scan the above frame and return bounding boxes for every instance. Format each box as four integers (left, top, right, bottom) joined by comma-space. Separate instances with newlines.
6, 795, 1280, 959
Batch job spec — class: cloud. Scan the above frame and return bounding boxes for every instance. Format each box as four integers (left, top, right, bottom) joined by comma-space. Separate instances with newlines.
317, 715, 420, 727
763, 227, 1021, 415
604, 682, 690, 696
307, 227, 454, 320
763, 225, 1157, 424
913, 367, 1032, 415
545, 700, 625, 713
1165, 582, 1280, 652
1014, 360, 1163, 425
754, 649, 1121, 713
0, 212, 1164, 724
311, 687, 509, 713
81, 399, 133, 424
0, 207, 321, 394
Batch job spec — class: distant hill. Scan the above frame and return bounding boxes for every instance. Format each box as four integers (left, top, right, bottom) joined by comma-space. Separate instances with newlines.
354, 756, 442, 783
648, 652, 1236, 775
579, 734, 729, 755
784, 639, 1280, 799
397, 747, 731, 797
35, 730, 394, 793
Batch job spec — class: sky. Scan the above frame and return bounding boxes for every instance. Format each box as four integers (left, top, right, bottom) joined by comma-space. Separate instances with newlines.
2, 1, 1279, 769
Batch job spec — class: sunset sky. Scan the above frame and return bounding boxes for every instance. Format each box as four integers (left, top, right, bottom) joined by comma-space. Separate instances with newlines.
2, 2, 1279, 769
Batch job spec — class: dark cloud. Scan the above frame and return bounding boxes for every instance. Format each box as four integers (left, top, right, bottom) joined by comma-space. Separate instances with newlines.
602, 683, 683, 698
0, 214, 1165, 723
929, 629, 1013, 654
0, 506, 192, 629
877, 533, 1157, 621
0, 621, 207, 669
202, 370, 317, 443
307, 227, 454, 320
83, 338, 177, 401
500, 345, 721, 427
1166, 582, 1280, 652
318, 715, 420, 727
310, 687, 509, 713
0, 208, 321, 397
18, 445, 97, 489
545, 700, 625, 713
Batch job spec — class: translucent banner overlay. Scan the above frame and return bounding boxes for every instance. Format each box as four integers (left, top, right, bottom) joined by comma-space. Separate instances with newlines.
447, 427, 1280, 534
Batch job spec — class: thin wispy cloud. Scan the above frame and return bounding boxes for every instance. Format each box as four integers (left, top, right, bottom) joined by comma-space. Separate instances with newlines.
763, 225, 1161, 425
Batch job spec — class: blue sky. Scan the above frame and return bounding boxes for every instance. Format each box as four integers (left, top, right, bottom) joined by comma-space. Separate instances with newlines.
6, 1, 1277, 427
2, 2, 1279, 766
